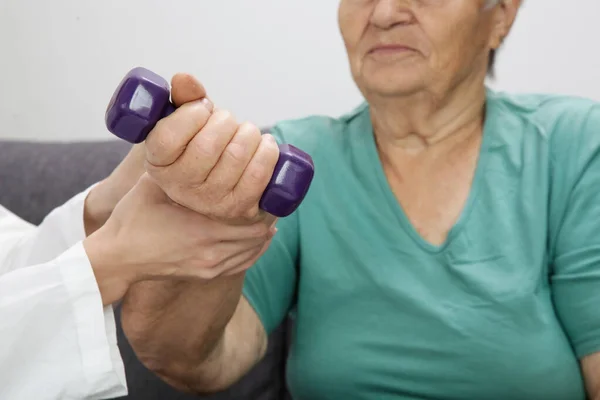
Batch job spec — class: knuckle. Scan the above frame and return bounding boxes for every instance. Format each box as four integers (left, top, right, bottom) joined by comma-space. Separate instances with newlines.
244, 207, 262, 223
203, 179, 230, 203
224, 141, 246, 164
187, 101, 211, 128
239, 122, 261, 138
228, 205, 247, 221
212, 109, 237, 128
208, 203, 231, 220
247, 162, 269, 184
192, 136, 219, 159
223, 198, 257, 222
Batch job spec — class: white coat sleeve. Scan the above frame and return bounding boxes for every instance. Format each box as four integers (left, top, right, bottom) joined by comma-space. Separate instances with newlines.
0, 187, 127, 400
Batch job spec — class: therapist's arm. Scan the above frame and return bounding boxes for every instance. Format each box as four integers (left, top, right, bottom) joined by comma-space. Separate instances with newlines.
0, 168, 152, 399
0, 173, 274, 399
0, 144, 146, 272
0, 204, 129, 399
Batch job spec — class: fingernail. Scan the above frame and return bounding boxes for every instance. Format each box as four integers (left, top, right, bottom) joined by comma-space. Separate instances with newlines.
269, 227, 278, 237
263, 133, 276, 144
201, 98, 214, 112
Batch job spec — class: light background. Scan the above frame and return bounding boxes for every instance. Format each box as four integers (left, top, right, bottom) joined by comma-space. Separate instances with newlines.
1, 0, 598, 141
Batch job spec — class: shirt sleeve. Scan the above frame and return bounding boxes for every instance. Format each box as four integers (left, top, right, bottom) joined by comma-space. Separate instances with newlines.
0, 188, 127, 399
550, 103, 600, 359
242, 127, 301, 335
0, 185, 95, 271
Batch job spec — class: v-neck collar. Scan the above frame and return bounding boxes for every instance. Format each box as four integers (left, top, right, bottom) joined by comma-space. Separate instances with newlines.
356, 88, 501, 254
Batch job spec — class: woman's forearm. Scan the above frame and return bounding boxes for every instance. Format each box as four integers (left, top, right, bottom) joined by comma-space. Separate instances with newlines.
83, 144, 146, 236
120, 275, 249, 392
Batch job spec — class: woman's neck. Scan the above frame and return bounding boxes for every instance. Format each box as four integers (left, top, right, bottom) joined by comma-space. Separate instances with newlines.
368, 77, 488, 155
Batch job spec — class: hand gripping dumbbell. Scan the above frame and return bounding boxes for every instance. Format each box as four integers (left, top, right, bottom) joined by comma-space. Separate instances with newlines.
104, 67, 314, 217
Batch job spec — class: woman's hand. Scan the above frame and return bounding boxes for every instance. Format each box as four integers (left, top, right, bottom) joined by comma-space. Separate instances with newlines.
142, 74, 280, 226
83, 174, 275, 306
82, 73, 212, 236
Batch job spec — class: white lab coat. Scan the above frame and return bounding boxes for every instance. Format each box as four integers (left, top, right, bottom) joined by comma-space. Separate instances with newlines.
0, 187, 127, 399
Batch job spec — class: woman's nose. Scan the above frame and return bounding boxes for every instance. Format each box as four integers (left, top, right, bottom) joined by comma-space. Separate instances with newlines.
370, 0, 415, 29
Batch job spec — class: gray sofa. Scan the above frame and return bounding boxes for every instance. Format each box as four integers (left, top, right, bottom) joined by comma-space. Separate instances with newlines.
0, 139, 292, 400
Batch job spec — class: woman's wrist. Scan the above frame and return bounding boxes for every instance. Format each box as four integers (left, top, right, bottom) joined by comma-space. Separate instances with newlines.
83, 145, 147, 237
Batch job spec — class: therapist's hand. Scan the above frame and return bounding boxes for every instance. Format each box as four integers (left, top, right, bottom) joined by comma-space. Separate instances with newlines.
83, 173, 275, 306
143, 73, 280, 226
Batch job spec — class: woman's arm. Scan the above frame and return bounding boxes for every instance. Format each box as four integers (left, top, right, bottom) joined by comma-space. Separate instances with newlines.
121, 279, 268, 394
582, 354, 600, 400
549, 104, 600, 400
121, 207, 300, 394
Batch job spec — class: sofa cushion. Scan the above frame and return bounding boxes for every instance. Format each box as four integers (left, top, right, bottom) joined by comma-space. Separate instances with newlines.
0, 139, 288, 400
0, 140, 131, 225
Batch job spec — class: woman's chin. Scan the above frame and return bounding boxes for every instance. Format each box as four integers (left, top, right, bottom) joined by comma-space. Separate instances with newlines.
358, 64, 427, 98
362, 77, 426, 98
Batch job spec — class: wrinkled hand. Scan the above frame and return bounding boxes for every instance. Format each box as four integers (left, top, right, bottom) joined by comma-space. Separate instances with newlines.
143, 73, 280, 226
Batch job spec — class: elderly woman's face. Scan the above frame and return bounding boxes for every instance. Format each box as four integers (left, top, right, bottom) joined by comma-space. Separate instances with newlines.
338, 0, 511, 97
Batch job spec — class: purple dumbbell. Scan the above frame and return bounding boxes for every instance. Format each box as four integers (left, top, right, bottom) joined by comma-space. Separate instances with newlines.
105, 67, 314, 217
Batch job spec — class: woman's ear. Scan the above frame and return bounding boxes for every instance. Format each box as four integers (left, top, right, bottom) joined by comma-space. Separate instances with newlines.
488, 0, 521, 50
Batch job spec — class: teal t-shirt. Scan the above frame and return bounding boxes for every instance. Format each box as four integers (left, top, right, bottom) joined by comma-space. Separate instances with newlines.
242, 88, 600, 399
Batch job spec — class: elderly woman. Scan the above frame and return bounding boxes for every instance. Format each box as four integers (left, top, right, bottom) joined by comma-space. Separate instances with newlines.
110, 0, 600, 399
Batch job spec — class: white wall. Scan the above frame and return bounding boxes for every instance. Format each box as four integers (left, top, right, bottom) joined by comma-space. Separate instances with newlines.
0, 0, 599, 141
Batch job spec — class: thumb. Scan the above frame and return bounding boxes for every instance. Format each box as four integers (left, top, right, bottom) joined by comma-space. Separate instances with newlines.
170, 73, 209, 106
134, 173, 170, 204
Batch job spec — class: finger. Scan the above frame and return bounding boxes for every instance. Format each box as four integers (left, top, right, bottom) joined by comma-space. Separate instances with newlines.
167, 108, 239, 186
145, 99, 213, 167
179, 243, 262, 281
170, 73, 208, 107
263, 214, 278, 229
216, 240, 272, 278
203, 122, 262, 198
232, 133, 280, 213
208, 218, 275, 242
224, 238, 273, 276
212, 234, 271, 253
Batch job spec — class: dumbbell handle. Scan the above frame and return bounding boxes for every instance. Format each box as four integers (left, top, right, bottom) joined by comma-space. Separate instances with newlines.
161, 102, 177, 120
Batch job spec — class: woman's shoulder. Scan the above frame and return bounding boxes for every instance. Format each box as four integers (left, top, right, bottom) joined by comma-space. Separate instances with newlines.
489, 88, 600, 144
491, 89, 600, 191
